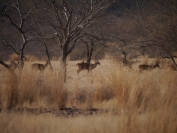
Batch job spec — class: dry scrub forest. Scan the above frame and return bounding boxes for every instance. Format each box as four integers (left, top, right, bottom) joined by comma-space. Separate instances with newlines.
0, 0, 177, 133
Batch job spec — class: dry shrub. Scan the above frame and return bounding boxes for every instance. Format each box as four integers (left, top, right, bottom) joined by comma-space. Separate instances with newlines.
1, 73, 20, 109
1, 65, 67, 109
69, 65, 135, 106
93, 64, 177, 112
91, 65, 177, 132
94, 66, 134, 105
94, 87, 115, 102
74, 89, 88, 104
68, 87, 94, 109
131, 71, 177, 112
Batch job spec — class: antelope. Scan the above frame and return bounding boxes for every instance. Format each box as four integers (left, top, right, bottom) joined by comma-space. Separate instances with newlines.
139, 63, 160, 72
76, 61, 100, 74
126, 59, 140, 69
0, 60, 19, 73
9, 61, 20, 72
167, 64, 177, 71
31, 61, 49, 73
76, 61, 89, 73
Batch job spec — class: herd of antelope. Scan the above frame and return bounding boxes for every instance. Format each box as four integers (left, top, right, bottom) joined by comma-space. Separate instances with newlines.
137, 62, 177, 72
0, 60, 52, 74
31, 60, 101, 74
1, 58, 177, 74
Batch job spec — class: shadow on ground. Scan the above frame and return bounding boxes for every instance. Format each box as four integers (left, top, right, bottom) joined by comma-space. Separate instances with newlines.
0, 107, 111, 117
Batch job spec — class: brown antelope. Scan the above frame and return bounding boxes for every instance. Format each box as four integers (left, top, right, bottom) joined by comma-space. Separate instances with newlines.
126, 59, 140, 69
139, 63, 160, 72
167, 64, 177, 71
9, 61, 20, 72
0, 60, 19, 73
31, 61, 49, 73
76, 61, 100, 74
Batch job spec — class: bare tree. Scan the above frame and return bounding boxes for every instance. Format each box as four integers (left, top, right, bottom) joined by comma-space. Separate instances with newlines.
101, 13, 142, 65
0, 0, 38, 68
81, 33, 105, 64
134, 1, 177, 67
51, 0, 114, 81
42, 40, 53, 71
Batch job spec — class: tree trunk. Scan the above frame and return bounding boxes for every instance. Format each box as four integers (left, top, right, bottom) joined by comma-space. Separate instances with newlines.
19, 35, 27, 69
122, 50, 127, 66
169, 54, 177, 67
86, 44, 89, 63
165, 49, 177, 67
86, 43, 94, 64
44, 42, 53, 71
61, 47, 67, 82
19, 48, 24, 68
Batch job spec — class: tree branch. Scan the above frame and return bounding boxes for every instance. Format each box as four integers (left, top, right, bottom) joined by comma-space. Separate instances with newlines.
0, 60, 9, 69
0, 13, 21, 31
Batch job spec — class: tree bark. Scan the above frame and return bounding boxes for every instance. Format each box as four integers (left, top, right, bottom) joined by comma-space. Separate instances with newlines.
164, 49, 177, 67
121, 50, 127, 66
44, 42, 53, 71
169, 53, 177, 68
61, 46, 68, 82
86, 43, 94, 64
0, 60, 9, 69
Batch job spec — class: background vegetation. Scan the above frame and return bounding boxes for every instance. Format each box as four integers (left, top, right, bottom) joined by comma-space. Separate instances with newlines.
0, 0, 177, 61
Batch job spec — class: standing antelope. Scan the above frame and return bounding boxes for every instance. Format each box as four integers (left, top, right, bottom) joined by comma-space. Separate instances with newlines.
139, 63, 160, 72
76, 61, 100, 74
126, 59, 140, 69
31, 61, 49, 73
167, 64, 177, 71
9, 61, 19, 72
0, 60, 19, 73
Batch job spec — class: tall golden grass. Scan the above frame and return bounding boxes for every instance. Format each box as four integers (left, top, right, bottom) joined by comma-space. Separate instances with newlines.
0, 59, 176, 133
0, 62, 67, 109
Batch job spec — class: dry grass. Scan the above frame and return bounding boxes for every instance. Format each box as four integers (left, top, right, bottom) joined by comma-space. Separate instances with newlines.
0, 62, 67, 109
0, 113, 119, 133
0, 58, 176, 133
